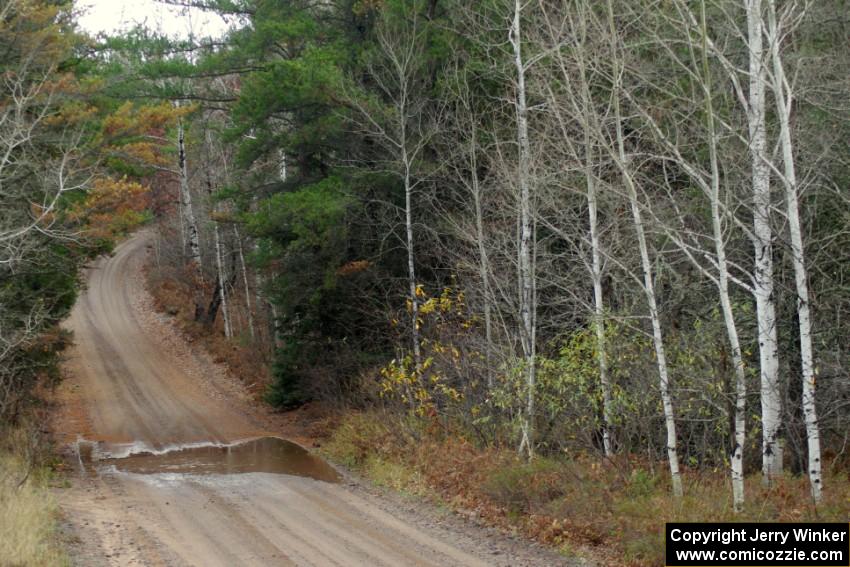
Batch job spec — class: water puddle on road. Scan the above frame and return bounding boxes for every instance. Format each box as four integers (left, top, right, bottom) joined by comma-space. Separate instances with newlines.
79, 437, 340, 483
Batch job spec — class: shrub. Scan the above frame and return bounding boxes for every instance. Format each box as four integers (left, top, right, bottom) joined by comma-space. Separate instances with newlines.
482, 457, 567, 514
0, 429, 69, 566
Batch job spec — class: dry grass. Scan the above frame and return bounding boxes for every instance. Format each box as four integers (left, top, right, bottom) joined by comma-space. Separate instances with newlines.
0, 429, 68, 567
322, 411, 850, 566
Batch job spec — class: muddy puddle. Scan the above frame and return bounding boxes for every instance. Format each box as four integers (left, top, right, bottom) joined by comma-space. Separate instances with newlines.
77, 437, 340, 483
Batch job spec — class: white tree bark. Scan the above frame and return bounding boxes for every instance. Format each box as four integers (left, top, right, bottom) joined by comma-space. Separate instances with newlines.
537, 0, 614, 457
213, 219, 232, 338
235, 226, 256, 340
403, 154, 422, 371
353, 13, 430, 373
510, 0, 537, 458
679, 0, 749, 511
704, 40, 746, 516
745, 0, 783, 483
606, 0, 682, 497
577, 9, 614, 458
766, 0, 822, 502
587, 148, 613, 459
176, 113, 202, 272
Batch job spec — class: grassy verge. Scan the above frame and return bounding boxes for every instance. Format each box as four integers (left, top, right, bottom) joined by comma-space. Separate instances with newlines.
322, 411, 850, 566
0, 428, 69, 567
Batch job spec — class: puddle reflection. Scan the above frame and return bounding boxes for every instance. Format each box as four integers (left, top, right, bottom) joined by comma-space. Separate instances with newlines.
94, 437, 340, 483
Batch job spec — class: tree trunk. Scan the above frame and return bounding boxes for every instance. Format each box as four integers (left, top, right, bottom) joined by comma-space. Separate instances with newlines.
404, 159, 422, 371
176, 112, 202, 272
469, 123, 494, 391
204, 280, 222, 328
693, 0, 748, 511
746, 0, 783, 483
511, 0, 536, 459
235, 226, 256, 340
213, 220, 232, 338
588, 154, 613, 458
766, 0, 821, 502
575, 11, 614, 457
394, 37, 422, 373
606, 0, 682, 497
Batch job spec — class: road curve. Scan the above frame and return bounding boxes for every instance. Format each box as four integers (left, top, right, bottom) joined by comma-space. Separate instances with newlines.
56, 233, 568, 567
58, 232, 488, 566
63, 231, 266, 449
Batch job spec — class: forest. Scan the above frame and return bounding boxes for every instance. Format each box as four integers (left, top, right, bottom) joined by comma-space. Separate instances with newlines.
1, 0, 848, 563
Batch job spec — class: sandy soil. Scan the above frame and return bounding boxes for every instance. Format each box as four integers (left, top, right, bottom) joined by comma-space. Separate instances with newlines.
52, 232, 579, 567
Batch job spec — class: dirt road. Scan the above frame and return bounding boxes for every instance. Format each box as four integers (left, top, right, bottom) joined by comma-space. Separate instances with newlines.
54, 233, 573, 567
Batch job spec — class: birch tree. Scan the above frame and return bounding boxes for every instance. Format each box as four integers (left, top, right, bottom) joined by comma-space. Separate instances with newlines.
746, 0, 783, 482
615, 0, 751, 509
212, 214, 232, 337
605, 0, 683, 497
234, 225, 255, 340
765, 0, 822, 501
509, 0, 539, 458
176, 108, 202, 272
440, 65, 496, 391
347, 5, 434, 372
537, 0, 615, 457
698, 2, 748, 510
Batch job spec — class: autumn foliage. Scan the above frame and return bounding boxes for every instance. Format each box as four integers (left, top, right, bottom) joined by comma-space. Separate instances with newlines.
69, 177, 150, 240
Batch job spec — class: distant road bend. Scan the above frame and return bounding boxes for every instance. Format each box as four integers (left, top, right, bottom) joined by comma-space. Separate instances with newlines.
57, 232, 569, 566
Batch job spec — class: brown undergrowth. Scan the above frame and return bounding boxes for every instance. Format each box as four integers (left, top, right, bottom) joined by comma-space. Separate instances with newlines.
322, 411, 850, 566
144, 259, 273, 399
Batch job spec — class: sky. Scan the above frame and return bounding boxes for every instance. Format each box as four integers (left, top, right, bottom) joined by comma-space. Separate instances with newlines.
76, 0, 233, 39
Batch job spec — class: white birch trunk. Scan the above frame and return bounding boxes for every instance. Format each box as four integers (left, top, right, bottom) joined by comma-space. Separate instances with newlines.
693, 1, 749, 511
176, 112, 202, 272
511, 0, 536, 458
766, 0, 822, 502
579, 88, 613, 458
745, 0, 783, 482
620, 167, 683, 499
235, 226, 256, 340
587, 153, 613, 459
389, 28, 422, 373
404, 159, 422, 371
545, 2, 614, 457
213, 221, 232, 338
606, 0, 682, 497
576, 15, 614, 457
177, 192, 186, 255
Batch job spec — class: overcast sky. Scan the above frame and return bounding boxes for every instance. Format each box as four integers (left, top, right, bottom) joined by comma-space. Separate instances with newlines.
76, 0, 232, 39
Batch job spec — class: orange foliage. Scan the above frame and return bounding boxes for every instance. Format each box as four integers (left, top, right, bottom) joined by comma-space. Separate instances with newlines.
70, 177, 150, 240
337, 260, 371, 276
103, 101, 191, 139
102, 101, 194, 170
